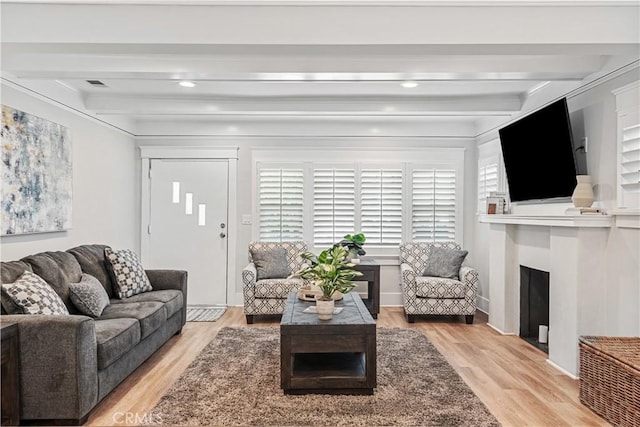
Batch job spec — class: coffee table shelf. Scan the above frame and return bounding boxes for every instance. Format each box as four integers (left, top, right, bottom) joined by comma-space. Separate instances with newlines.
280, 292, 376, 395
292, 352, 366, 379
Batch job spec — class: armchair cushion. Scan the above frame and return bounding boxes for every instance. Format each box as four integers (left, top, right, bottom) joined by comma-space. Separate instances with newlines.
422, 246, 468, 280
415, 277, 468, 299
250, 247, 290, 280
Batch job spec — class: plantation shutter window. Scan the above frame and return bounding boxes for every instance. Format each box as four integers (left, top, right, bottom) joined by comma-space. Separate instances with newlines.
478, 163, 499, 213
360, 168, 403, 245
313, 168, 356, 246
613, 82, 640, 210
412, 169, 457, 242
621, 123, 640, 193
258, 168, 304, 241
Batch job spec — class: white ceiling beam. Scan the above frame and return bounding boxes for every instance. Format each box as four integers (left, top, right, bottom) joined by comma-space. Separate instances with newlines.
4, 54, 604, 80
2, 4, 638, 46
84, 94, 522, 115
2, 43, 636, 56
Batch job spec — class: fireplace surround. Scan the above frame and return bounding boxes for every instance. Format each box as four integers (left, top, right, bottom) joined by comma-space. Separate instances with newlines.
481, 213, 612, 377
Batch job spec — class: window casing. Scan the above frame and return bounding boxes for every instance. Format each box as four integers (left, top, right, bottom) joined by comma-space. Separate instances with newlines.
254, 150, 464, 253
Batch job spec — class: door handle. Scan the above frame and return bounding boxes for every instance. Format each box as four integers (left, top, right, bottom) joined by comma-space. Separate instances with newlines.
220, 232, 226, 238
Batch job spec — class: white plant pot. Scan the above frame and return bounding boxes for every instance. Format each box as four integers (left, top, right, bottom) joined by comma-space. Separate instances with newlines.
316, 299, 335, 320
572, 175, 594, 208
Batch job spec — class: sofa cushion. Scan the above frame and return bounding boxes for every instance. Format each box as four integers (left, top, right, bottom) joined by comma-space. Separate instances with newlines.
21, 251, 83, 313
67, 244, 116, 298
110, 289, 183, 319
105, 248, 153, 299
415, 276, 468, 299
98, 301, 165, 339
1, 260, 32, 284
2, 271, 70, 315
94, 318, 141, 369
69, 274, 110, 318
422, 246, 468, 280
254, 278, 304, 299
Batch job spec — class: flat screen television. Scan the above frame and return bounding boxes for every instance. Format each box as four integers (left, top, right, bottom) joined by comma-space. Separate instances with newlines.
499, 98, 577, 203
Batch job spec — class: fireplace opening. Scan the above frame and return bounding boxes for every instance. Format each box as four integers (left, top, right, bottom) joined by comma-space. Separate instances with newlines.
519, 265, 549, 354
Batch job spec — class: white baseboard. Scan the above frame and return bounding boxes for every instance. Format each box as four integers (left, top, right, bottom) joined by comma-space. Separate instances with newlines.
477, 296, 489, 314
546, 359, 578, 379
380, 292, 403, 306
486, 322, 516, 335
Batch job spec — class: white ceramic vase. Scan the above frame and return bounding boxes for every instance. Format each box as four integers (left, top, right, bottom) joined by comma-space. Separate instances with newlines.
571, 175, 594, 208
316, 299, 335, 320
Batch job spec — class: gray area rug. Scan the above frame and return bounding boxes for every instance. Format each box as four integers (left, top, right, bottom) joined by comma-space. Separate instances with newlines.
147, 327, 500, 426
186, 307, 226, 322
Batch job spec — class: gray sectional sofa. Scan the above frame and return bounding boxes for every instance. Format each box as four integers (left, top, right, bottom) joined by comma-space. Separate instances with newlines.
0, 244, 187, 425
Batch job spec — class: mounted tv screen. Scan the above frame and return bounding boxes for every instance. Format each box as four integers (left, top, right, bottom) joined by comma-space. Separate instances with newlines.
499, 98, 577, 203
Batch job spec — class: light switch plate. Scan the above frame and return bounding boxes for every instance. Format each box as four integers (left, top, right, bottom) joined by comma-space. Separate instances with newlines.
241, 214, 252, 225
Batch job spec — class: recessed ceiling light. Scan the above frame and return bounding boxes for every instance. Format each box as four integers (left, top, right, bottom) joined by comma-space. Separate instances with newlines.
179, 81, 196, 88
401, 81, 418, 88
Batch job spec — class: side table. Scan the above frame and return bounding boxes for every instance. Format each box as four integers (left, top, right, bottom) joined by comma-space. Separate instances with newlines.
354, 258, 380, 319
1, 322, 20, 426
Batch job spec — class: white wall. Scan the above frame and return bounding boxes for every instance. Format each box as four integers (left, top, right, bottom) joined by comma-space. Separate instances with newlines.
474, 68, 640, 337
0, 83, 138, 261
137, 132, 477, 306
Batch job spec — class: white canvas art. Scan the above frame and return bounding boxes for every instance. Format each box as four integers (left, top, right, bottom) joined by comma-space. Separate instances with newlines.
1, 106, 72, 235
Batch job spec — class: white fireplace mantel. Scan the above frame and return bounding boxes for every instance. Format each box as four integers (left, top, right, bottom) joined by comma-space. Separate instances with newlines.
483, 218, 610, 377
479, 214, 613, 228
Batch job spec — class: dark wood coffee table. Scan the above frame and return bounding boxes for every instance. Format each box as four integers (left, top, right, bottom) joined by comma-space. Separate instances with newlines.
280, 292, 376, 395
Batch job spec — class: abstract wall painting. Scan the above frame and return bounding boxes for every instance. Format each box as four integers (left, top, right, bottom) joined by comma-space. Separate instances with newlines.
1, 106, 72, 235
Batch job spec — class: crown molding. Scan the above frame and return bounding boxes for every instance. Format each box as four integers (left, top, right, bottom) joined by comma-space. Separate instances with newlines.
2, 0, 638, 6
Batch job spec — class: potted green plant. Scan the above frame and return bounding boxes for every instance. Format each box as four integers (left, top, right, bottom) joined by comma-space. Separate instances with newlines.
291, 245, 362, 320
334, 232, 366, 263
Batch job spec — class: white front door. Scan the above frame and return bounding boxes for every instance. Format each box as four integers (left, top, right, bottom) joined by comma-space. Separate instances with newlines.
148, 159, 229, 306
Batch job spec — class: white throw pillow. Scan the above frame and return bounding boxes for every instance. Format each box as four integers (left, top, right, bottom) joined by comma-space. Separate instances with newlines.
1, 271, 69, 315
105, 247, 153, 299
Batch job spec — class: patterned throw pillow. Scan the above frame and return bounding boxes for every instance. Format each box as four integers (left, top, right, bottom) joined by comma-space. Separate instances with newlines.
250, 247, 290, 280
69, 274, 110, 317
422, 247, 469, 280
1, 271, 69, 315
105, 248, 152, 299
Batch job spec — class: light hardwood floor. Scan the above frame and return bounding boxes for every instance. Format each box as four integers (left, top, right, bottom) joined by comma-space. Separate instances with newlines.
86, 307, 608, 426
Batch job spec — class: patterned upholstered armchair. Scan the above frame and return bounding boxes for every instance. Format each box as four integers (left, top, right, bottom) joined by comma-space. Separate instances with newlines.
242, 241, 309, 324
399, 242, 479, 324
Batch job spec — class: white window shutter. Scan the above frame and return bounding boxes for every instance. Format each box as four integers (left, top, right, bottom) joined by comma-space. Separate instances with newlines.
258, 168, 304, 241
361, 168, 403, 245
412, 169, 456, 242
478, 163, 499, 213
313, 168, 356, 246
621, 124, 640, 191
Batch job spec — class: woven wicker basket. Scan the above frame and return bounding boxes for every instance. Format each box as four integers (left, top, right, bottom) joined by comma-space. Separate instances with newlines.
579, 336, 640, 427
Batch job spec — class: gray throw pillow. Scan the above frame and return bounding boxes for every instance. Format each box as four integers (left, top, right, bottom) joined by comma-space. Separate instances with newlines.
69, 274, 110, 317
422, 247, 468, 280
105, 248, 153, 299
1, 271, 69, 315
250, 247, 290, 280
